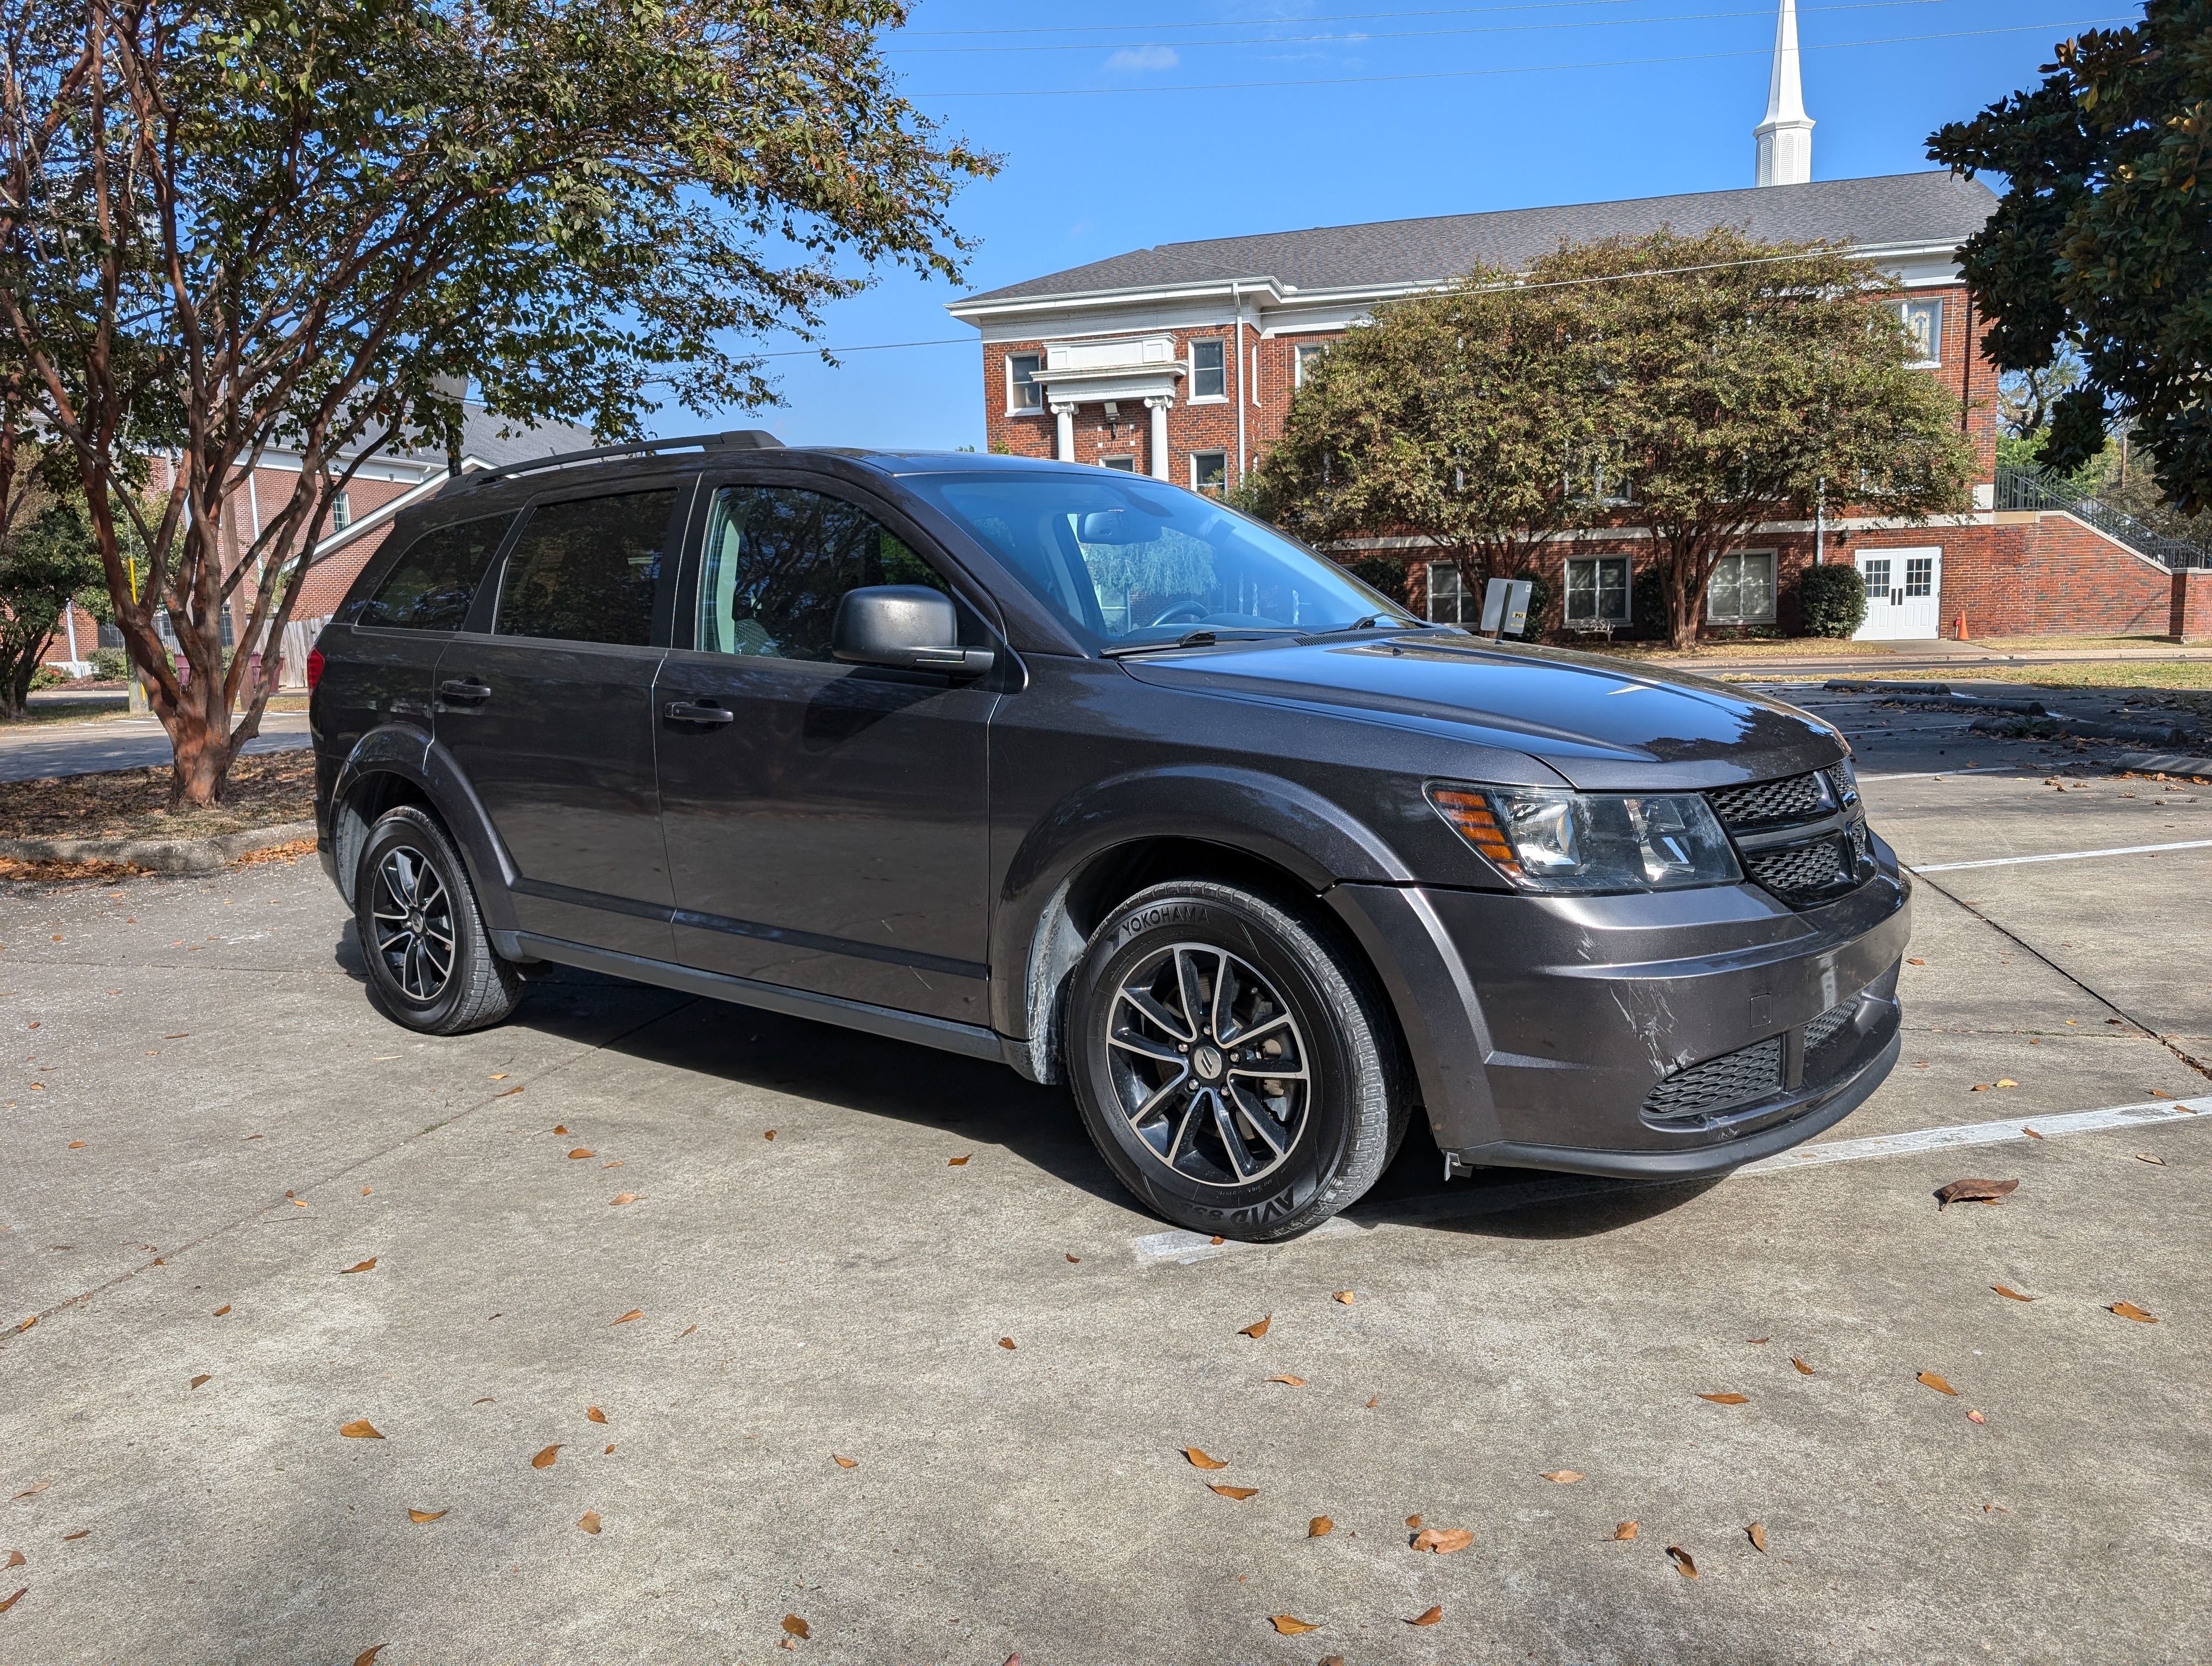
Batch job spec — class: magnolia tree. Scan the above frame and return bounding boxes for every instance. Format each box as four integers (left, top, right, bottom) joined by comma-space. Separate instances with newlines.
1255, 228, 1975, 647
1, 0, 993, 804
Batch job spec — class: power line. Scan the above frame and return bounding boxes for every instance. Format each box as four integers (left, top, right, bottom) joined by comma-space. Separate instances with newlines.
914, 19, 2118, 96
896, 0, 1695, 37
885, 0, 1948, 55
752, 337, 973, 358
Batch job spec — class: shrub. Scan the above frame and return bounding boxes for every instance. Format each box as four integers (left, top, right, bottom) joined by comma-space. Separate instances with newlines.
30, 665, 65, 690
92, 646, 130, 680
1341, 555, 1411, 609
1509, 569, 1555, 638
1797, 563, 1868, 638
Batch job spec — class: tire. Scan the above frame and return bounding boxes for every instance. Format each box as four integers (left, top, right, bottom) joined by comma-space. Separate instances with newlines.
354, 804, 522, 1035
1066, 880, 1406, 1242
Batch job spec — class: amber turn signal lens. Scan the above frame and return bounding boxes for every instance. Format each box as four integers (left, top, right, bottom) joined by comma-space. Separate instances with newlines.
1426, 786, 1518, 866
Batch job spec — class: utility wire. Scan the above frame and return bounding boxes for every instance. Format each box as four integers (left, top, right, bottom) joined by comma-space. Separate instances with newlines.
896, 0, 1735, 37
914, 20, 2121, 95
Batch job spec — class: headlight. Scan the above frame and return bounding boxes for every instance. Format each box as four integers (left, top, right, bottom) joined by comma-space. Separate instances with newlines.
1426, 782, 1741, 893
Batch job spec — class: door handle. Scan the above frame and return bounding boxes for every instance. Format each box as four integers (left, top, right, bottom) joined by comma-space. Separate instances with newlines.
438, 677, 493, 704
1892, 589, 1903, 606
664, 699, 735, 727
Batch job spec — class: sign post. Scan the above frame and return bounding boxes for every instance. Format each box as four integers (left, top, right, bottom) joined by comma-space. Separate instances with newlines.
1481, 578, 1534, 639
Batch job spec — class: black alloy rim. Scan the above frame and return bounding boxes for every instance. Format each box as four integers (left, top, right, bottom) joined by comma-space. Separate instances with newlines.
370, 844, 456, 1002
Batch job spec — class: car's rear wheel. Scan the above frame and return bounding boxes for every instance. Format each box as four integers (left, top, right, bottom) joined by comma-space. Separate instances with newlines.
355, 804, 522, 1035
1066, 880, 1405, 1242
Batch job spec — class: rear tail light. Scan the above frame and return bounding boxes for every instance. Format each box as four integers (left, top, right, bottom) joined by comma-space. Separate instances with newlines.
306, 649, 325, 691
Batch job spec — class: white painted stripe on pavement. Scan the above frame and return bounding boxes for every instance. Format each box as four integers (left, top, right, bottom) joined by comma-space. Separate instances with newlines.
1129, 1094, 2211, 1262
1858, 766, 2022, 782
1914, 838, 2212, 873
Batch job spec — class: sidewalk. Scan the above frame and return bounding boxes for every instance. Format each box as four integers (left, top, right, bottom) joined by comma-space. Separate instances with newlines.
0, 710, 311, 783
1630, 637, 2212, 676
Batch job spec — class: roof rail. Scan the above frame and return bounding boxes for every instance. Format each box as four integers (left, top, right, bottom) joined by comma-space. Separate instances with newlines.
446, 428, 783, 494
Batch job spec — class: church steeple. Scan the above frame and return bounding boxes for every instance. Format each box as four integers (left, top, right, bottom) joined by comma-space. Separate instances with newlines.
1753, 0, 1814, 186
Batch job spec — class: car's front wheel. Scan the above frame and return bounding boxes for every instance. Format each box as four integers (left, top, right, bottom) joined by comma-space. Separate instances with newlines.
1066, 880, 1405, 1242
355, 804, 522, 1035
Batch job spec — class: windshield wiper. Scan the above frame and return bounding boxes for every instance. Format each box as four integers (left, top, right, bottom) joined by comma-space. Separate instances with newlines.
1102, 629, 1291, 658
1301, 615, 1432, 639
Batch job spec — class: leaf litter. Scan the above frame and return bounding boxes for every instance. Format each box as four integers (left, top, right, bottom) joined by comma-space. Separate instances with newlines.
1935, 1178, 2019, 1208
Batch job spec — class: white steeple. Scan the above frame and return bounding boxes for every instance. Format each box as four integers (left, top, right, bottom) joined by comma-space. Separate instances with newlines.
1753, 0, 1814, 187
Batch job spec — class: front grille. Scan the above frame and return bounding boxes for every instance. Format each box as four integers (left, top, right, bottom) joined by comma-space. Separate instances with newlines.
1803, 995, 1860, 1054
1707, 767, 1873, 908
1642, 1036, 1784, 1123
1745, 836, 1855, 899
1707, 771, 1832, 828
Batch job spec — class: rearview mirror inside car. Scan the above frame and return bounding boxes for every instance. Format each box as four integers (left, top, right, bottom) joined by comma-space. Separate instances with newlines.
832, 586, 995, 677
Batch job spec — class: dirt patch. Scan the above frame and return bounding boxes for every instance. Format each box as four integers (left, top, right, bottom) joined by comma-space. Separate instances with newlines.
0, 750, 314, 842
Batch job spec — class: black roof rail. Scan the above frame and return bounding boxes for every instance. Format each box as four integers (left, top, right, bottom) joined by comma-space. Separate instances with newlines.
446, 428, 783, 494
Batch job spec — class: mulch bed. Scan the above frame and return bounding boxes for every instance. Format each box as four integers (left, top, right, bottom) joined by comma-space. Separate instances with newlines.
0, 749, 315, 843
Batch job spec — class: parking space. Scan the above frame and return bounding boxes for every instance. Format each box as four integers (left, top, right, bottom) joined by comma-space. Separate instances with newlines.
3, 687, 2208, 1663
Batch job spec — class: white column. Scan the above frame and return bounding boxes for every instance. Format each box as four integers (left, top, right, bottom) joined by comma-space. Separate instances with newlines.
1146, 398, 1171, 480
1052, 402, 1077, 462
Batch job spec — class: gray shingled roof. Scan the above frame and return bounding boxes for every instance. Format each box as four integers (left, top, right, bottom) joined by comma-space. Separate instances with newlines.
368, 403, 598, 470
960, 172, 1998, 306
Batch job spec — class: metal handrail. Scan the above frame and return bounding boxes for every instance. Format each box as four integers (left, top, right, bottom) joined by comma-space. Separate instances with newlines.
1995, 464, 2212, 569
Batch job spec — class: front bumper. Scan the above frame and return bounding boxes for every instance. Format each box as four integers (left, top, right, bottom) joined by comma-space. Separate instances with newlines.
1333, 839, 1912, 1179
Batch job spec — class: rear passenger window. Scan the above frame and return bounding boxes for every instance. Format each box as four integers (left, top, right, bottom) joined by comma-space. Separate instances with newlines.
697, 486, 946, 662
494, 489, 678, 646
355, 514, 516, 630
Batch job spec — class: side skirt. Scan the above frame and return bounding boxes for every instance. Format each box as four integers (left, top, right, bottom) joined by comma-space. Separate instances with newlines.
503, 931, 1010, 1066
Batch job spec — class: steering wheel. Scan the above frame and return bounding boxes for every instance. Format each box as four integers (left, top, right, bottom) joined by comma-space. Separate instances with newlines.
1147, 600, 1209, 627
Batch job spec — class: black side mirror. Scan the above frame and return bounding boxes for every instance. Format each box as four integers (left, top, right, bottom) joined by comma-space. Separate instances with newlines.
831, 586, 995, 678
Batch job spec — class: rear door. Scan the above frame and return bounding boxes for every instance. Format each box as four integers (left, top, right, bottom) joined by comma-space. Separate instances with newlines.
1853, 547, 1942, 640
653, 478, 1000, 1026
435, 482, 689, 959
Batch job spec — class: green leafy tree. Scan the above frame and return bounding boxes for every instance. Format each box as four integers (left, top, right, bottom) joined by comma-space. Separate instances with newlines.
1, 0, 994, 804
0, 419, 107, 717
1929, 0, 2212, 511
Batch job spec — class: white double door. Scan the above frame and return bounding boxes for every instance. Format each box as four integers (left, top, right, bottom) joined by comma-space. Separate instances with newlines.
1853, 546, 1942, 640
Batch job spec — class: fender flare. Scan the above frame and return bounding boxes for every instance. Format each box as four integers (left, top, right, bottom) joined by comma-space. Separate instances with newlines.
329, 727, 520, 937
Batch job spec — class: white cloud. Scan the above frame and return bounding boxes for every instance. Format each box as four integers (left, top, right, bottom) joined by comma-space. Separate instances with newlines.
1104, 44, 1179, 72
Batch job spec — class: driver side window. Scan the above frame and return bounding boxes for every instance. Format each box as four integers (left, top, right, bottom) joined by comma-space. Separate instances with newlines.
697, 486, 947, 662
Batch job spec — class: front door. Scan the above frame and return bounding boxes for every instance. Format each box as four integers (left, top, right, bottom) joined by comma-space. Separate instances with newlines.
1854, 546, 1942, 640
435, 483, 686, 959
654, 481, 998, 1026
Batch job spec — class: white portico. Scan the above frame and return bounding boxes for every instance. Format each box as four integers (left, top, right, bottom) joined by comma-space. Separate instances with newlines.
1038, 334, 1185, 477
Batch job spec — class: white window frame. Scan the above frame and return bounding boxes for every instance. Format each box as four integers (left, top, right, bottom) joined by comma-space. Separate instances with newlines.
1893, 298, 1943, 368
1294, 342, 1330, 389
1424, 561, 1477, 625
1706, 549, 1779, 625
1099, 454, 1137, 472
331, 490, 353, 531
1188, 338, 1227, 402
1189, 451, 1229, 495
1006, 351, 1044, 415
1562, 555, 1632, 627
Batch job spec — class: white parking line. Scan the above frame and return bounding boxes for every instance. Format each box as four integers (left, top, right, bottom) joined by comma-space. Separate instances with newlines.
1128, 1094, 2211, 1263
1859, 766, 2022, 782
1915, 838, 2212, 873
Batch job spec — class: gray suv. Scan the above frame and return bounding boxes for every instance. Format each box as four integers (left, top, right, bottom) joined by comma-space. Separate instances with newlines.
310, 433, 1908, 1241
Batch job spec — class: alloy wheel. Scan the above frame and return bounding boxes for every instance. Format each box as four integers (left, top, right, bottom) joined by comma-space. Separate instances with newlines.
370, 844, 456, 1003
1103, 941, 1310, 1187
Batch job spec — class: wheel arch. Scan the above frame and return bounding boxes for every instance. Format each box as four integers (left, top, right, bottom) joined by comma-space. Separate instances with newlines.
329, 730, 517, 937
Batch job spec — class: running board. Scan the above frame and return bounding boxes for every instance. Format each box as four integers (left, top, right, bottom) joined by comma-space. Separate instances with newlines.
501, 931, 1009, 1065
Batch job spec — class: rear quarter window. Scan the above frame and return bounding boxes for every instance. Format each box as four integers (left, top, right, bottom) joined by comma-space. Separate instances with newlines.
353, 514, 517, 630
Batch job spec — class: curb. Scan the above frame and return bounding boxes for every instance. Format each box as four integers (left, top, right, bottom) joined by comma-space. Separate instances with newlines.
2114, 751, 2212, 780
0, 820, 318, 875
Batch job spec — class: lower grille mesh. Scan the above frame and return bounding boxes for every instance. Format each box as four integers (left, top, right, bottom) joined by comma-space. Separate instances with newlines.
1803, 996, 1860, 1054
1642, 1036, 1784, 1123
1744, 836, 1854, 900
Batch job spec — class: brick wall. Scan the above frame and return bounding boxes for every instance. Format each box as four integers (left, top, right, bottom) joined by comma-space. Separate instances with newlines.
2169, 568, 2212, 643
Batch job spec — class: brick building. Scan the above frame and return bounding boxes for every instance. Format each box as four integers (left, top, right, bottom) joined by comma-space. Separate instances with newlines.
949, 0, 2209, 643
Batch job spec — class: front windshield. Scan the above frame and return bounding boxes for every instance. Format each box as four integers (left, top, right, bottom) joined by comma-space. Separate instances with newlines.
904, 471, 1420, 651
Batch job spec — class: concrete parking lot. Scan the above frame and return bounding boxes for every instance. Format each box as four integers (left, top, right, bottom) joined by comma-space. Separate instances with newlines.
3, 682, 2208, 1664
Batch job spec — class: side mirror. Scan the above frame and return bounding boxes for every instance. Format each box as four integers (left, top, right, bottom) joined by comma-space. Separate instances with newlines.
832, 586, 995, 678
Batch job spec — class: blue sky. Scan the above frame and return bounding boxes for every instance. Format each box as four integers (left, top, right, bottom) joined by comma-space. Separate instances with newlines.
672, 0, 2119, 451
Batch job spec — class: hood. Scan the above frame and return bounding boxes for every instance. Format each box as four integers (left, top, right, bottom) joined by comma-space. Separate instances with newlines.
1116, 633, 1847, 790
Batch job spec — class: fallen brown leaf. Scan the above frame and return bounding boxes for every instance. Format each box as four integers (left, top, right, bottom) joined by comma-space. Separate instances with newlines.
1409, 1605, 1444, 1627
1746, 1336, 1770, 1344
609, 1193, 638, 1206
1366, 1395, 1379, 1408
998, 1336, 1016, 1350
2134, 1152, 2166, 1165
613, 1310, 642, 1325
1411, 1527, 1472, 1554
1748, 1522, 1767, 1553
1238, 1315, 1272, 1338
1332, 1290, 1354, 1304
1405, 1514, 1422, 1527
0, 1588, 23, 1614
3, 1552, 20, 1569
587, 1407, 607, 1424
531, 1445, 561, 1469
1666, 1545, 1698, 1579
1792, 1358, 1814, 1376
763, 1129, 776, 1140
1065, 1253, 1080, 1263
67, 1140, 83, 1149
1541, 1471, 1584, 1483
782, 1614, 810, 1639
60, 1532, 87, 1542
1906, 957, 1925, 965
554, 1125, 568, 1135
1917, 1371, 1959, 1396
833, 1454, 857, 1469
1613, 1521, 1638, 1541
472, 1397, 494, 1406
601, 1160, 623, 1169
1967, 1409, 1987, 1424
1308, 1516, 1333, 1537
1208, 1484, 1259, 1500
1992, 1285, 2035, 1302
1181, 1447, 1228, 1470
339, 1258, 377, 1274
212, 1305, 230, 1316
2024, 1126, 2044, 1138
567, 1148, 593, 1159
2110, 1302, 2159, 1323
339, 1419, 383, 1440
577, 1510, 601, 1534
16, 1316, 34, 1332
1935, 1177, 2018, 1208
1696, 1393, 1750, 1405
353, 1646, 384, 1666
1269, 1615, 1319, 1636
1266, 1374, 1307, 1386
11, 1484, 48, 1501
1994, 1078, 2018, 1088
407, 1509, 446, 1523
1209, 1235, 1225, 1245
496, 1086, 523, 1098
605, 1443, 615, 1454
948, 1155, 971, 1166
189, 1374, 211, 1389
679, 1324, 696, 1338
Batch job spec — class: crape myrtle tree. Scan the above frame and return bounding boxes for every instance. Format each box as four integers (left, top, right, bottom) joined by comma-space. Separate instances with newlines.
1929, 0, 2212, 512
1253, 229, 1973, 648
0, 0, 995, 806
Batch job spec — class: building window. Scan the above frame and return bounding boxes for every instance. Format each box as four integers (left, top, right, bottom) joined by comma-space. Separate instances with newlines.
1101, 454, 1137, 472
1294, 342, 1329, 388
1425, 561, 1477, 625
1007, 352, 1043, 413
1191, 339, 1226, 400
1564, 556, 1631, 626
331, 490, 352, 531
1894, 299, 1943, 366
1903, 553, 1933, 597
1707, 551, 1777, 624
1191, 452, 1227, 495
